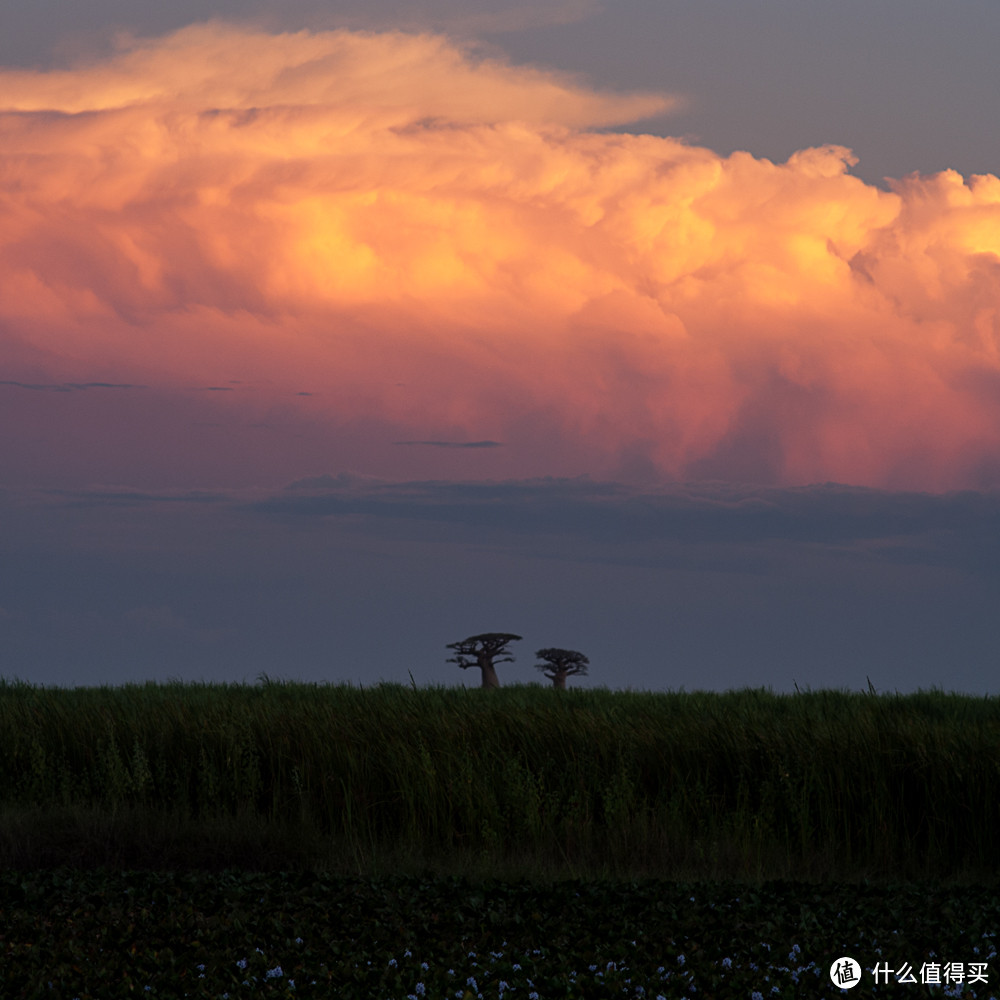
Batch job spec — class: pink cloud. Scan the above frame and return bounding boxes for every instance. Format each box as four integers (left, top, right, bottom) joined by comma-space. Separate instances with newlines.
1, 24, 998, 490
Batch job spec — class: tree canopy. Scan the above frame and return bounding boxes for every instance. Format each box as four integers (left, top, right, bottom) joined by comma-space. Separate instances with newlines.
535, 647, 589, 690
447, 632, 522, 688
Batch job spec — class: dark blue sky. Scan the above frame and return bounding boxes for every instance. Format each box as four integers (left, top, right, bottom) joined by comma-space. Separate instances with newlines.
3, 478, 998, 692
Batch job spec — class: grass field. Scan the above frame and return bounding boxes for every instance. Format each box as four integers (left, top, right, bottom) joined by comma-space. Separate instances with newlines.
2, 677, 998, 881
3, 678, 999, 997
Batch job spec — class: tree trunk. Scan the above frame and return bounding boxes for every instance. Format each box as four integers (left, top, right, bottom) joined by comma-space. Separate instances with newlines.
480, 664, 501, 689
552, 673, 566, 690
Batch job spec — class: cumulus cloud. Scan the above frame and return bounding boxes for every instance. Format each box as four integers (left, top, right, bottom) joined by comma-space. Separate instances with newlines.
1, 24, 999, 491
0, 20, 665, 123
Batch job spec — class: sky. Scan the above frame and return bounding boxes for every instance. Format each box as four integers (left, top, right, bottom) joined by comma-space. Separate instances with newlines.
1, 0, 999, 693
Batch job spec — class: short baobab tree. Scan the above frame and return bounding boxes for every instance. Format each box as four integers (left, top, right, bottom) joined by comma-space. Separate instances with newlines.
535, 647, 589, 690
447, 632, 522, 689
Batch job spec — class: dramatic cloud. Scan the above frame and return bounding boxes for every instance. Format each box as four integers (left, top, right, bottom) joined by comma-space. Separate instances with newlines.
2, 23, 999, 491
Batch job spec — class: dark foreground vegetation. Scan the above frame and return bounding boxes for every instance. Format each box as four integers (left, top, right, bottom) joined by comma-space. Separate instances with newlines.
2, 870, 998, 998
2, 677, 998, 880
2, 678, 999, 997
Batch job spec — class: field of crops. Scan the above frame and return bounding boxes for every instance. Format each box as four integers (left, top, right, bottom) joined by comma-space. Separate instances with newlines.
2, 679, 999, 997
3, 869, 999, 998
2, 678, 999, 881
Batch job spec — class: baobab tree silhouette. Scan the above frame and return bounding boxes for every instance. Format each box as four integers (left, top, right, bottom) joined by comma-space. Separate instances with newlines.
446, 632, 522, 688
535, 648, 589, 690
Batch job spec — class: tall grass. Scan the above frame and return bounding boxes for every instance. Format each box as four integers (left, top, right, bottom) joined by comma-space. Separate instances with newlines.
1, 678, 998, 880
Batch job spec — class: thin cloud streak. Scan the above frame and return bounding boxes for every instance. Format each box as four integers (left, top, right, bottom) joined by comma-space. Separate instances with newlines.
11, 474, 1000, 588
0, 24, 998, 491
256, 474, 1000, 564
0, 381, 146, 392
394, 440, 503, 448
25, 474, 998, 560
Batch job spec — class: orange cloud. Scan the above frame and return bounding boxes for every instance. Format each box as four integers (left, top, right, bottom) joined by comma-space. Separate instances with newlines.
1, 24, 998, 490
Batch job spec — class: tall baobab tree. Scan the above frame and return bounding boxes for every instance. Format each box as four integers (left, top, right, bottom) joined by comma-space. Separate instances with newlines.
447, 632, 522, 689
535, 648, 589, 690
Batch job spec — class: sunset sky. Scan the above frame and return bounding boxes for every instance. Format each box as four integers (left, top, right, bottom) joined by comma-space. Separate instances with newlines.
2, 0, 999, 692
